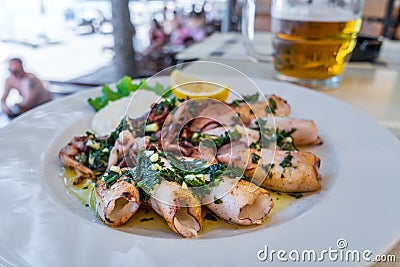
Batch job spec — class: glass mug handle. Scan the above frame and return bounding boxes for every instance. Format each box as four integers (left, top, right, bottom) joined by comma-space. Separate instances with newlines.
242, 0, 271, 62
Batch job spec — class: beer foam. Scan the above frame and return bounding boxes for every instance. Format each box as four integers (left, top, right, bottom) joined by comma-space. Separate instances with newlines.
271, 2, 362, 22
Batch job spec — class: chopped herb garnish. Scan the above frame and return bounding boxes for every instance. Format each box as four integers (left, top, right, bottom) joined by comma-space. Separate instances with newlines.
252, 118, 277, 148
265, 98, 277, 114
263, 163, 275, 176
249, 142, 260, 150
251, 153, 261, 164
189, 129, 241, 148
204, 212, 218, 221
149, 135, 159, 142
164, 97, 177, 111
214, 197, 223, 204
105, 174, 119, 188
279, 153, 293, 168
106, 117, 125, 146
288, 193, 303, 199
230, 93, 259, 108
224, 166, 244, 178
139, 217, 155, 222
167, 153, 206, 173
276, 128, 297, 151
157, 153, 244, 199
159, 168, 177, 182
131, 151, 163, 200
231, 100, 240, 108
229, 128, 242, 142
242, 92, 259, 104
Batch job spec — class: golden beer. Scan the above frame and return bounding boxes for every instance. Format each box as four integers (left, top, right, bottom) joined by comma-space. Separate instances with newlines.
271, 18, 362, 80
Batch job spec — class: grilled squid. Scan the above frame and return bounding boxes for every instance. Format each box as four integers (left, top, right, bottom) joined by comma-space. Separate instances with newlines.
59, 136, 94, 179
150, 180, 202, 238
203, 177, 274, 225
230, 94, 291, 126
188, 95, 291, 133
247, 149, 321, 192
95, 176, 141, 226
217, 141, 321, 192
251, 117, 322, 146
108, 130, 150, 168
202, 125, 260, 146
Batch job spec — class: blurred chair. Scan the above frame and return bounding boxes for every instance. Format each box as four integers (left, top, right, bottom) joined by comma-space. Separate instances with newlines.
254, 0, 271, 32
361, 0, 400, 39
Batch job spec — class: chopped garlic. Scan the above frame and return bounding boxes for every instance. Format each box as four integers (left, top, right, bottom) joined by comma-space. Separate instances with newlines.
285, 137, 293, 143
182, 181, 188, 189
150, 153, 159, 163
102, 148, 109, 153
86, 140, 93, 147
145, 123, 159, 133
184, 174, 195, 181
110, 165, 121, 173
151, 163, 162, 171
88, 156, 94, 166
144, 150, 155, 156
196, 174, 205, 181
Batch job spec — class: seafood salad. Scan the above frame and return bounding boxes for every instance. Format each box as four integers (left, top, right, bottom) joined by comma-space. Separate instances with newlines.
59, 82, 323, 238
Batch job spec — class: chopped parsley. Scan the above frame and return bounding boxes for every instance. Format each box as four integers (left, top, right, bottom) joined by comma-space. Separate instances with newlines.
263, 163, 275, 178
279, 153, 294, 168
224, 166, 244, 178
214, 197, 223, 204
276, 128, 297, 151
159, 153, 244, 199
250, 119, 298, 151
252, 118, 276, 148
139, 217, 155, 222
250, 142, 261, 150
288, 192, 303, 199
231, 100, 240, 108
231, 93, 259, 108
265, 98, 277, 114
164, 97, 177, 111
190, 128, 241, 148
204, 212, 218, 221
129, 151, 163, 202
242, 92, 259, 104
251, 153, 261, 164
76, 118, 125, 178
100, 168, 130, 188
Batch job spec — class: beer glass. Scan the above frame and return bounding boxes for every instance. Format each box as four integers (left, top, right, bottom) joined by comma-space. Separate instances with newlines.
242, 0, 364, 89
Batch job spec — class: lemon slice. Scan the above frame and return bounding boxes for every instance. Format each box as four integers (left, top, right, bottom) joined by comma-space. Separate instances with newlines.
170, 70, 229, 101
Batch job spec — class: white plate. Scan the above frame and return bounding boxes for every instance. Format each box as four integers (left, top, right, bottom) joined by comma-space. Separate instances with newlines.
1, 76, 400, 267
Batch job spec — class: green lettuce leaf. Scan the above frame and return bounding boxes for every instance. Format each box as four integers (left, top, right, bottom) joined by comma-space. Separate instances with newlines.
87, 76, 171, 112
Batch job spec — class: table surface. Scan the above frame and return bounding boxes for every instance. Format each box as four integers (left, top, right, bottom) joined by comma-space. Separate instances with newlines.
177, 32, 400, 265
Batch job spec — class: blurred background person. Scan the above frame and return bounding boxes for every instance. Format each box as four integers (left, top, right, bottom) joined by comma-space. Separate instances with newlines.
163, 10, 180, 38
1, 58, 52, 118
143, 19, 166, 56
